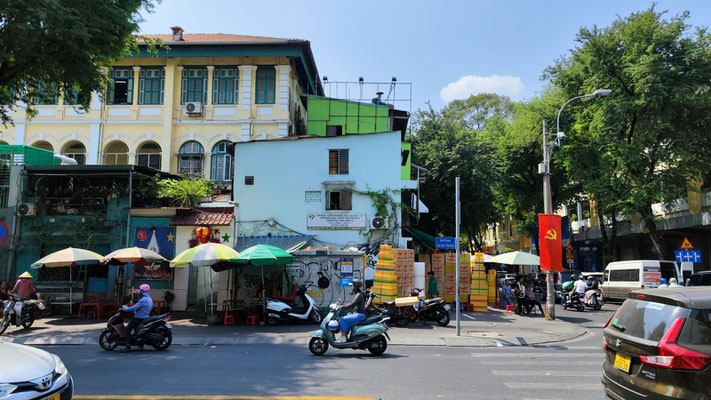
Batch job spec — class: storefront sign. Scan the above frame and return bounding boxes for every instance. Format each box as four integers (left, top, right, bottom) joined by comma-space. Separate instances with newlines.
133, 227, 176, 280
307, 213, 367, 230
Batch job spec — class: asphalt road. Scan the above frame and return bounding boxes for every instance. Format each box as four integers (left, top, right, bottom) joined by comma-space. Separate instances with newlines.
42, 304, 618, 400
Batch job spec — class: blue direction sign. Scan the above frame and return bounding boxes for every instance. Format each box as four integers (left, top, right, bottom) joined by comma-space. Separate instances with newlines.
675, 250, 702, 263
436, 237, 457, 250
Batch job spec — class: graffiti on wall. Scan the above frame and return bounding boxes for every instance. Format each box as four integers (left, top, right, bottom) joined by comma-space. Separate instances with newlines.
284, 256, 364, 307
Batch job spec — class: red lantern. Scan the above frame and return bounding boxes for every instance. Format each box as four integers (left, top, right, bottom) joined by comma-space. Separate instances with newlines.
195, 226, 211, 243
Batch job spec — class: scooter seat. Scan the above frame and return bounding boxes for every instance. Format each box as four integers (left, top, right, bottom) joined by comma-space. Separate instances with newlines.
382, 300, 395, 306
355, 315, 383, 326
424, 297, 444, 304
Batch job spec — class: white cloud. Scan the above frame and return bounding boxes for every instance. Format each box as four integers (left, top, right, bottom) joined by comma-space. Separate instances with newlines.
440, 75, 525, 102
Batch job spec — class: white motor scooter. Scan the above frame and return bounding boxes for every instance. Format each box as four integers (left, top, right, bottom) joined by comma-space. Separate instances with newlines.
265, 285, 321, 325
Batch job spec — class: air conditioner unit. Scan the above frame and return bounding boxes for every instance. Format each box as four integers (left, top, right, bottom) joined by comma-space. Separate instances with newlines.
184, 102, 202, 115
370, 216, 389, 230
17, 202, 37, 217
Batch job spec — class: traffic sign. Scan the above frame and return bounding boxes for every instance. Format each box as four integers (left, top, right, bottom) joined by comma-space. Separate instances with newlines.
675, 250, 701, 263
435, 237, 456, 250
0, 221, 8, 247
681, 237, 694, 249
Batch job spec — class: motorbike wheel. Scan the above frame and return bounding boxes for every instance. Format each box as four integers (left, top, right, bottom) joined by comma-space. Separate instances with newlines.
392, 315, 410, 327
0, 315, 9, 335
436, 309, 450, 327
308, 337, 328, 356
309, 310, 322, 324
576, 303, 585, 312
99, 329, 119, 351
21, 308, 34, 330
265, 315, 280, 325
152, 329, 172, 351
562, 303, 568, 310
367, 335, 387, 356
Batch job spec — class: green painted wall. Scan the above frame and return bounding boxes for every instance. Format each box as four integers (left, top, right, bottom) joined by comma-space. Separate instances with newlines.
401, 141, 411, 180
306, 96, 390, 136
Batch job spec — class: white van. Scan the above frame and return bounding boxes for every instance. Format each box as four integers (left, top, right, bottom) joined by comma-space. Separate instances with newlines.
601, 260, 680, 301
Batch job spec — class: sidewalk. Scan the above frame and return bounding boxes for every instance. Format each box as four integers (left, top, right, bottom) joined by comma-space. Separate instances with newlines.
0, 308, 587, 347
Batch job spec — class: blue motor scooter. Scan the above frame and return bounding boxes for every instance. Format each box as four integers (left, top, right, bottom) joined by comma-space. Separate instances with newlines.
309, 302, 390, 356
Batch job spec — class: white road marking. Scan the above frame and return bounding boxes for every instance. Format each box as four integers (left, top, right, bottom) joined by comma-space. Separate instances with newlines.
471, 352, 603, 358
505, 382, 602, 390
480, 360, 602, 366
491, 370, 600, 377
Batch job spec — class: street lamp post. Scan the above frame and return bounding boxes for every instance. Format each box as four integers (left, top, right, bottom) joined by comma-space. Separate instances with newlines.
541, 88, 611, 320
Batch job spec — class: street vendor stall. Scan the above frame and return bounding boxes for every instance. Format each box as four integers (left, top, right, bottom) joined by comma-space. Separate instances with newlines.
233, 244, 294, 318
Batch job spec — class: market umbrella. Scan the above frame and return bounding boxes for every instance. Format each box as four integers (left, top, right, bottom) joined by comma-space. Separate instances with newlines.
30, 247, 104, 316
233, 245, 294, 316
488, 251, 540, 266
102, 247, 167, 266
170, 243, 240, 314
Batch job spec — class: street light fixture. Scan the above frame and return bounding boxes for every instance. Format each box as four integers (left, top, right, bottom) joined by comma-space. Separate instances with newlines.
541, 88, 611, 320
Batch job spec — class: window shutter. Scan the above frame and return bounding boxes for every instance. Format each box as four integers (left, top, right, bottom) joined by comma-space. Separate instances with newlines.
338, 149, 349, 174
325, 191, 331, 210
340, 190, 352, 210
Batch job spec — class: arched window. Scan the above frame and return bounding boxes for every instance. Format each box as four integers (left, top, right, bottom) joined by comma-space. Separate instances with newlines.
103, 141, 129, 165
210, 141, 232, 182
31, 141, 54, 152
178, 141, 204, 176
62, 141, 86, 165
136, 141, 162, 170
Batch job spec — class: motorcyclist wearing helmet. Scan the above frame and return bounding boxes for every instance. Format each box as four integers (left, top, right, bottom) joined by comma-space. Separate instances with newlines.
573, 275, 587, 298
121, 284, 153, 352
659, 278, 669, 288
335, 279, 366, 343
668, 277, 681, 288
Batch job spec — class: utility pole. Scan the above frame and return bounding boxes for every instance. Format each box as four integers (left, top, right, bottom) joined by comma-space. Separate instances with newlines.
455, 176, 461, 336
542, 119, 556, 320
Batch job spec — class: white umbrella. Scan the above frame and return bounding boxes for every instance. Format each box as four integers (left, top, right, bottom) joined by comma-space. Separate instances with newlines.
488, 251, 540, 266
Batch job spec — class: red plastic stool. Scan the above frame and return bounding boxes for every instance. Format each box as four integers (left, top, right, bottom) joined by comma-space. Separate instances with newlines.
224, 313, 235, 326
246, 315, 259, 325
505, 305, 515, 312
86, 311, 97, 319
465, 303, 474, 312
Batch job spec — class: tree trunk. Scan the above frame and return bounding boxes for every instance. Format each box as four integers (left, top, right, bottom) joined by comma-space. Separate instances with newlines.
643, 215, 667, 261
598, 212, 618, 265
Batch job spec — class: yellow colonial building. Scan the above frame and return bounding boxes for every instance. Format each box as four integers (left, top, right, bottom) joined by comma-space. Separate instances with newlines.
1, 27, 322, 182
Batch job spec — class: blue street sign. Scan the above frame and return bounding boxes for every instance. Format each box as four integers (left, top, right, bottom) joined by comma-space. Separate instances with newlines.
436, 237, 457, 250
675, 250, 702, 263
339, 278, 353, 287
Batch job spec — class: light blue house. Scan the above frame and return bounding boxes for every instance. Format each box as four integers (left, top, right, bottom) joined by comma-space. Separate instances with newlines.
232, 131, 417, 250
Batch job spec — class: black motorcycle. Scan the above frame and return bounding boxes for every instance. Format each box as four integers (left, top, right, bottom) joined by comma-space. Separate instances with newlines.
411, 296, 450, 326
562, 292, 586, 312
365, 290, 412, 326
99, 310, 173, 351
0, 294, 44, 335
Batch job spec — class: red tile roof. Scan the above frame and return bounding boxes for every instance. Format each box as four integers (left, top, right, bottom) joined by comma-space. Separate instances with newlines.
171, 207, 234, 226
138, 33, 306, 44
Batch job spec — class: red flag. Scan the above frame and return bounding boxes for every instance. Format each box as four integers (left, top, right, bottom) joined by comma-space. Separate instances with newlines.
538, 214, 563, 272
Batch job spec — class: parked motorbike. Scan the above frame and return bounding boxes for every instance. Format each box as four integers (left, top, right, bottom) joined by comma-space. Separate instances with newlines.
365, 289, 412, 326
583, 289, 603, 311
265, 285, 321, 325
409, 289, 450, 327
99, 310, 172, 351
309, 301, 390, 356
0, 294, 44, 335
562, 292, 586, 312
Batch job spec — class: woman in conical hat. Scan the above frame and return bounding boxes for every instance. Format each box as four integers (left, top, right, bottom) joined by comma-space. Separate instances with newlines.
13, 271, 35, 297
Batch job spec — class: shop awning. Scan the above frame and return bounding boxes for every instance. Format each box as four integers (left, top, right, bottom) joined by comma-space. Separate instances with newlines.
234, 235, 314, 253
404, 225, 436, 249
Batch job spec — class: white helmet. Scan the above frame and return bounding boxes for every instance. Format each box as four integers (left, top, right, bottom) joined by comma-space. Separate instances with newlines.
326, 320, 340, 332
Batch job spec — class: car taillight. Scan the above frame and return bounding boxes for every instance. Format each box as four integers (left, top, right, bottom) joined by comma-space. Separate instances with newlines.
603, 341, 610, 350
637, 295, 646, 300
640, 318, 711, 370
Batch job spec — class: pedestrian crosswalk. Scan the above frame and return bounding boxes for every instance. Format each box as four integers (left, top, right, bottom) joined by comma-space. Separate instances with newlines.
470, 346, 606, 399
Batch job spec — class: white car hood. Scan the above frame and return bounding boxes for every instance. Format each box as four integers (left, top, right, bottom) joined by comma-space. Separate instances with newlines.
0, 342, 55, 383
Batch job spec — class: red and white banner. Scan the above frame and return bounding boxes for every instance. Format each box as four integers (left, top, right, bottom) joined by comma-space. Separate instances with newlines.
538, 214, 563, 272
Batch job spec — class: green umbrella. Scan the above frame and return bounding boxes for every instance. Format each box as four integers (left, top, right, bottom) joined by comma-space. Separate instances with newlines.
488, 251, 540, 266
234, 245, 294, 317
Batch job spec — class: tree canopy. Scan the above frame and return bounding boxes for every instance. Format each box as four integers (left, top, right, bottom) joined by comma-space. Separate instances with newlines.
0, 0, 158, 124
546, 7, 711, 259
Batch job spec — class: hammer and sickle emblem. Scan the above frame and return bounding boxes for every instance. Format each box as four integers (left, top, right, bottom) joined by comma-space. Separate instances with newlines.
545, 229, 557, 240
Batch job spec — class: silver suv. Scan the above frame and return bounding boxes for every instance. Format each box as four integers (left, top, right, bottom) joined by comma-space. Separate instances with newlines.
0, 342, 73, 400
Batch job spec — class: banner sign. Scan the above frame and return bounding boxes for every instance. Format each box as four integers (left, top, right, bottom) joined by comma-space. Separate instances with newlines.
133, 227, 176, 280
340, 258, 354, 276
538, 214, 563, 272
307, 213, 367, 230
435, 237, 456, 250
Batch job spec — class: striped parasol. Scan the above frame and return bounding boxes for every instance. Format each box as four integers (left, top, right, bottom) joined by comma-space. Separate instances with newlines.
170, 242, 239, 268
31, 247, 104, 269
102, 247, 167, 266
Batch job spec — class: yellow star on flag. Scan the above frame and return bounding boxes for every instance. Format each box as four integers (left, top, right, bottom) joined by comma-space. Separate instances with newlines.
167, 232, 175, 242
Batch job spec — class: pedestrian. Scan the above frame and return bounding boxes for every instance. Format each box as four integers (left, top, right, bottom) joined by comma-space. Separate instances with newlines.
501, 279, 515, 309
427, 271, 439, 299
668, 277, 681, 288
12, 271, 34, 298
658, 278, 668, 288
514, 276, 527, 314
0, 281, 8, 301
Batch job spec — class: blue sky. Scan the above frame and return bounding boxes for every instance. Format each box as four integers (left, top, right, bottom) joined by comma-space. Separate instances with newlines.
139, 0, 711, 112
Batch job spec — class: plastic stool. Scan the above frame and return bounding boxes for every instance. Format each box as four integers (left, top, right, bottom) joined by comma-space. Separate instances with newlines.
505, 305, 515, 312
466, 303, 474, 312
86, 310, 97, 319
246, 315, 258, 325
224, 313, 235, 326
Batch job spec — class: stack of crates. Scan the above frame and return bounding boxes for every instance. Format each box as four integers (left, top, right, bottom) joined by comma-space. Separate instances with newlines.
394, 248, 414, 296
372, 244, 398, 302
430, 254, 445, 298
487, 269, 497, 304
444, 253, 457, 303
469, 252, 488, 311
459, 253, 471, 300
